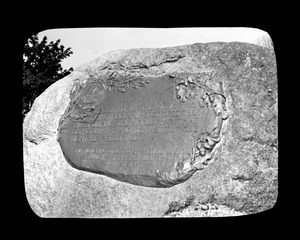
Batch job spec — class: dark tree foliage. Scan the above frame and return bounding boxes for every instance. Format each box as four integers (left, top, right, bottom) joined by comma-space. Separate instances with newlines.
23, 34, 73, 119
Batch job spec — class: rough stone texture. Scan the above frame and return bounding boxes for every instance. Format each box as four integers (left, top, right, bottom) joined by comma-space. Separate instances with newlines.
23, 42, 278, 217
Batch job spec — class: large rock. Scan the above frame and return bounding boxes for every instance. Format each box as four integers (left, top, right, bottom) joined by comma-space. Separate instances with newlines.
23, 42, 278, 217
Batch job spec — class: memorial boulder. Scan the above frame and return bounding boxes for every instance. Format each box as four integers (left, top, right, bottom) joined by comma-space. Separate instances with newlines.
24, 42, 277, 217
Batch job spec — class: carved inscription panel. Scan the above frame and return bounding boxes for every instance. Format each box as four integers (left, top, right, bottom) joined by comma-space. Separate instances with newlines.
58, 74, 227, 187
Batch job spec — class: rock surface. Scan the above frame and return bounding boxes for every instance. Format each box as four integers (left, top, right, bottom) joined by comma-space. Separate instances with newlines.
23, 42, 278, 217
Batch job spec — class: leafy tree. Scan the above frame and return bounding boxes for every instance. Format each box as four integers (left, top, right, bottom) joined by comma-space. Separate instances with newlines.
23, 34, 73, 119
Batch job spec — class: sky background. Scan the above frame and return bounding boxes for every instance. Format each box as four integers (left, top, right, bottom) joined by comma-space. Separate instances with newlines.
37, 27, 270, 70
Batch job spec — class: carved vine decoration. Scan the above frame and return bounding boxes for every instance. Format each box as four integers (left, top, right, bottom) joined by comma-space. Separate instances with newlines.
87, 70, 150, 93
57, 69, 150, 135
155, 72, 229, 187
